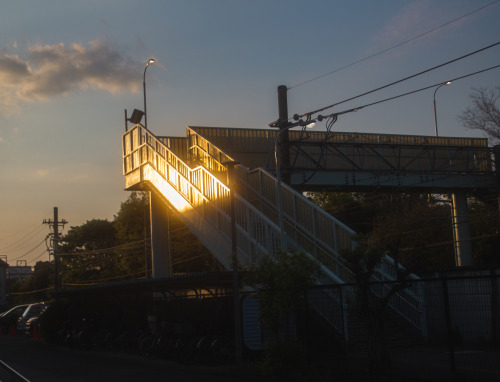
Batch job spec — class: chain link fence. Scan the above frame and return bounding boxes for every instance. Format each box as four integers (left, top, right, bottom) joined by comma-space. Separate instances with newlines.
304, 271, 500, 381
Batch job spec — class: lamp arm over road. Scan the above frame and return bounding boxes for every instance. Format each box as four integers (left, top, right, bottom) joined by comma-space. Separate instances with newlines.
433, 81, 452, 137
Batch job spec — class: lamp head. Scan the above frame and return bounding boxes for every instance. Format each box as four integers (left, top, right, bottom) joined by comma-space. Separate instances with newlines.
148, 58, 155, 65
129, 109, 144, 124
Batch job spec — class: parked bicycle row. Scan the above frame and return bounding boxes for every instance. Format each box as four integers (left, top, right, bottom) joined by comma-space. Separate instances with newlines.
54, 318, 235, 365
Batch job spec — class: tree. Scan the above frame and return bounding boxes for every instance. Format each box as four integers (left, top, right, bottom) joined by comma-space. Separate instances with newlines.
467, 197, 500, 267
59, 219, 119, 283
340, 235, 412, 380
308, 192, 374, 233
60, 219, 117, 252
113, 191, 150, 276
245, 250, 320, 344
7, 261, 54, 305
459, 86, 500, 144
310, 191, 455, 271
369, 193, 454, 272
114, 191, 149, 242
244, 250, 321, 378
114, 191, 222, 273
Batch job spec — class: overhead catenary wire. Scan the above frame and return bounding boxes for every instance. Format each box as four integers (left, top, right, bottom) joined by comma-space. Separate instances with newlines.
316, 63, 500, 120
288, 0, 500, 90
296, 42, 500, 120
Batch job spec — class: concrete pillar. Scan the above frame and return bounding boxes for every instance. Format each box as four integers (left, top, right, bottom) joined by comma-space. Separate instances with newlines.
149, 192, 172, 277
450, 191, 472, 267
494, 145, 500, 210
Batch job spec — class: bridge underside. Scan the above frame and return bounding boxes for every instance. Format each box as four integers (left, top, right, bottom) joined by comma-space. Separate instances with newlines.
290, 170, 496, 193
188, 126, 497, 195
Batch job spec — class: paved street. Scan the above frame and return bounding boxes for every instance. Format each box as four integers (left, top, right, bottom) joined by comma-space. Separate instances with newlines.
0, 334, 255, 382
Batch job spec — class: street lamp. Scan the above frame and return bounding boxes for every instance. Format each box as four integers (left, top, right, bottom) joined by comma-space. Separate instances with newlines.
274, 117, 316, 249
433, 81, 452, 137
143, 58, 155, 130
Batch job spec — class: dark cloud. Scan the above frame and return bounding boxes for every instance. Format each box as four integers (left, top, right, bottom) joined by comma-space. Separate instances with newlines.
0, 39, 142, 114
0, 54, 30, 84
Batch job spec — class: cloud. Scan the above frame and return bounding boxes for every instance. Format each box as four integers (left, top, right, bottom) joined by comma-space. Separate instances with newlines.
0, 39, 142, 115
70, 174, 89, 182
36, 169, 49, 178
369, 0, 453, 55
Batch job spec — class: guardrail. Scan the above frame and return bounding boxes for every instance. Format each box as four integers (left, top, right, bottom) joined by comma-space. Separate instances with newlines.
0, 360, 30, 382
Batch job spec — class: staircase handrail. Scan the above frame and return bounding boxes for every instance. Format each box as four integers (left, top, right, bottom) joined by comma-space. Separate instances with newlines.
186, 126, 356, 283
186, 126, 428, 334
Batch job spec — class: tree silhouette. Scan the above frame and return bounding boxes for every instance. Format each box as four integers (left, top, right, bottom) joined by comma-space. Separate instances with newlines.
459, 86, 500, 144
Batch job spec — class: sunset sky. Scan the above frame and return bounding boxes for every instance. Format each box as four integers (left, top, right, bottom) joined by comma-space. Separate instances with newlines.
1, 0, 499, 265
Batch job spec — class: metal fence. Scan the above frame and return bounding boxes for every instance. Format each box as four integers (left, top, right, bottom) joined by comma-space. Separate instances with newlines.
305, 272, 500, 382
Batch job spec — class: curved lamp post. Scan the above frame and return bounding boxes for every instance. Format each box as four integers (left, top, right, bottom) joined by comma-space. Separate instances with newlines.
143, 58, 155, 130
433, 81, 452, 137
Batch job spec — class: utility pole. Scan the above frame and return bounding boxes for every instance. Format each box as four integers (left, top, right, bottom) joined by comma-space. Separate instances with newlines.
222, 160, 242, 365
277, 85, 291, 184
43, 207, 67, 292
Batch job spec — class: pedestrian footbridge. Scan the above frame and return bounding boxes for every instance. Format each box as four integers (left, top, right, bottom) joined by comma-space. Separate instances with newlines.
122, 124, 494, 333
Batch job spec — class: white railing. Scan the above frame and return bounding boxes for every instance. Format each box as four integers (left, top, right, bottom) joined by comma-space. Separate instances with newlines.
186, 126, 428, 334
187, 126, 356, 283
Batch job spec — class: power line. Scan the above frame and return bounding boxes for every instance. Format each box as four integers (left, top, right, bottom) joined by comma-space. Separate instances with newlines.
298, 42, 500, 119
288, 0, 500, 90
0, 221, 40, 241
28, 249, 50, 264
319, 63, 500, 120
58, 239, 147, 256
11, 237, 48, 261
9, 287, 53, 296
63, 270, 148, 286
0, 224, 46, 253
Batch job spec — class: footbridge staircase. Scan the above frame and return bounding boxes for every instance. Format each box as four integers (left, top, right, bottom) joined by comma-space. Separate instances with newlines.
123, 124, 433, 339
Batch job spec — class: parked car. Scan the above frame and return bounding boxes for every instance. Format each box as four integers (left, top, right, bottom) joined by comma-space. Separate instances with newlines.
16, 302, 48, 332
0, 304, 30, 332
25, 305, 50, 336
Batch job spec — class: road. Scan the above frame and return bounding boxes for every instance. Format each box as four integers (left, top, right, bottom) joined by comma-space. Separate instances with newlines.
0, 334, 256, 382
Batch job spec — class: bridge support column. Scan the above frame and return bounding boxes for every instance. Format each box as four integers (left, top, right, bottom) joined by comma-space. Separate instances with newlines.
450, 191, 472, 267
150, 192, 173, 277
495, 145, 500, 209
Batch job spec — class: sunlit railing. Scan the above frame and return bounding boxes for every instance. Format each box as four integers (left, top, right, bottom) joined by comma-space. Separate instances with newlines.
123, 125, 282, 268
